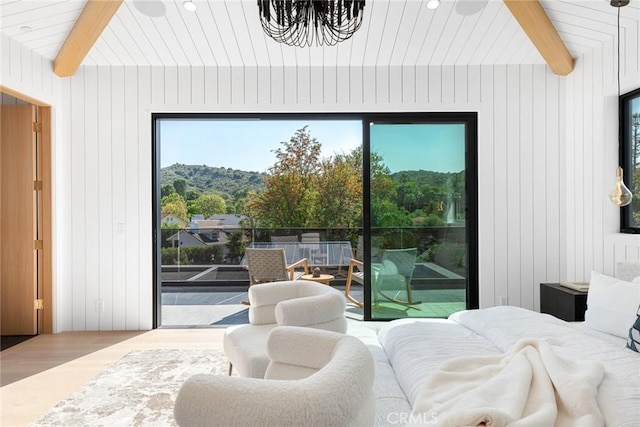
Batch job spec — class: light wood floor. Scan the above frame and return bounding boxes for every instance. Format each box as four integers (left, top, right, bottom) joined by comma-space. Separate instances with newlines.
0, 328, 227, 426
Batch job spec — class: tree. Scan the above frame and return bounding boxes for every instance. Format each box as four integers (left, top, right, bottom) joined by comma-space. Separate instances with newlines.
161, 184, 175, 198
173, 178, 187, 198
226, 230, 246, 263
185, 189, 200, 201
270, 126, 321, 179
192, 193, 227, 218
161, 193, 188, 221
246, 126, 322, 228
313, 152, 362, 228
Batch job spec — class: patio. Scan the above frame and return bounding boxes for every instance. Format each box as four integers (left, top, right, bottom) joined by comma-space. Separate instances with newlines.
160, 228, 470, 326
160, 281, 466, 326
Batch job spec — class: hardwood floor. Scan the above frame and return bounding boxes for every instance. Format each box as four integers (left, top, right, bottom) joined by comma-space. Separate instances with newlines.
0, 328, 227, 426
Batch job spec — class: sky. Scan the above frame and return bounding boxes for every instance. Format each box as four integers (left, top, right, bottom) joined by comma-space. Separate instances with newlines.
159, 119, 466, 174
370, 123, 465, 173
160, 119, 362, 173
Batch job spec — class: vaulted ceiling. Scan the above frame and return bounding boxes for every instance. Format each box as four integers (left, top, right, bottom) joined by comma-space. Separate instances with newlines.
1, 0, 638, 75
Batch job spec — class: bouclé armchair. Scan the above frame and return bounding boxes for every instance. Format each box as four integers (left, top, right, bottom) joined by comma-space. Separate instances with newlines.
223, 280, 347, 378
175, 326, 375, 427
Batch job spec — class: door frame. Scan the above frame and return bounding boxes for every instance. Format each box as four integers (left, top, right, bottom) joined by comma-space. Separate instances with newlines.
1, 86, 53, 334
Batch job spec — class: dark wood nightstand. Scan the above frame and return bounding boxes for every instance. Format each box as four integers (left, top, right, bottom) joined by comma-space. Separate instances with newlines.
540, 283, 588, 321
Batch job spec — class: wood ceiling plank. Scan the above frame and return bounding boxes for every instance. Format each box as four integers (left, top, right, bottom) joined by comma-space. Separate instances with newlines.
53, 0, 123, 77
503, 0, 574, 75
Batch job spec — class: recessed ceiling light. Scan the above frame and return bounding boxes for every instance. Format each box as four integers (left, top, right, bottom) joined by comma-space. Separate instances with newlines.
183, 0, 197, 12
426, 0, 440, 10
20, 25, 32, 32
133, 0, 166, 18
455, 0, 488, 16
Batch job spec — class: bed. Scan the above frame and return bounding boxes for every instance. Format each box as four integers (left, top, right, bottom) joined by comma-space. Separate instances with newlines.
350, 268, 640, 426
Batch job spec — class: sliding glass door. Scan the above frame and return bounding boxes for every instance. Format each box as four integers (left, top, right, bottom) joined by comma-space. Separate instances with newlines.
152, 113, 477, 326
365, 115, 478, 320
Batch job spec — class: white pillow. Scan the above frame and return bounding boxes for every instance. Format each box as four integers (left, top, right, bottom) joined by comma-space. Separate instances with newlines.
584, 271, 640, 338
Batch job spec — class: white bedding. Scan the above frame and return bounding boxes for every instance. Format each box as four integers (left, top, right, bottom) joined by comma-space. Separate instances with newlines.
378, 306, 640, 427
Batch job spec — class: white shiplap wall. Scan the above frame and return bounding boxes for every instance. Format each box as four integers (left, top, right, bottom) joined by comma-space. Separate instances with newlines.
2, 32, 639, 332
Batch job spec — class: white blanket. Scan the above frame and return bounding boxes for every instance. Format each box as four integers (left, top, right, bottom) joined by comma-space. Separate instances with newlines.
408, 339, 605, 427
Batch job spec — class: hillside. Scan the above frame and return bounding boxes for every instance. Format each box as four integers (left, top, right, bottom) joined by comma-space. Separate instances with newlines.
161, 163, 266, 196
161, 163, 462, 198
391, 169, 464, 187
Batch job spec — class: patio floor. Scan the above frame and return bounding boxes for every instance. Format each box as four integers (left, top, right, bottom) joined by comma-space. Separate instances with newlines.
160, 285, 466, 327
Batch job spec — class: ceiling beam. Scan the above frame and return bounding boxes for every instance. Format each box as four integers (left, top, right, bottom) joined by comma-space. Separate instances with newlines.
503, 0, 574, 76
53, 0, 123, 77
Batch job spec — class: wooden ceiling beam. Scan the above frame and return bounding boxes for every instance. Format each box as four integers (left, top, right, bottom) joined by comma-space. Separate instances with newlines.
53, 0, 123, 77
504, 0, 574, 76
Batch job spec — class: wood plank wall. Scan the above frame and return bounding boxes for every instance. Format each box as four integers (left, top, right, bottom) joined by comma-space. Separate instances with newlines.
2, 32, 638, 332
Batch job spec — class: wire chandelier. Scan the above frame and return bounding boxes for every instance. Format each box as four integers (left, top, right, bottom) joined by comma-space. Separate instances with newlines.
258, 0, 366, 47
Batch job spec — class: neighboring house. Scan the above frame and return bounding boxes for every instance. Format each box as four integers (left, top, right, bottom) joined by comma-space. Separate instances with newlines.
166, 229, 233, 247
187, 219, 222, 230
187, 214, 247, 243
160, 213, 187, 229
207, 214, 247, 228
166, 230, 208, 248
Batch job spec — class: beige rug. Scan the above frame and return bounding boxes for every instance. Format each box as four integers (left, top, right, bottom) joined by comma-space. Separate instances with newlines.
31, 349, 228, 426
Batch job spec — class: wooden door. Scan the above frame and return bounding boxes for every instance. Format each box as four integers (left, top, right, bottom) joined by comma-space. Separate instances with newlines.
0, 105, 38, 335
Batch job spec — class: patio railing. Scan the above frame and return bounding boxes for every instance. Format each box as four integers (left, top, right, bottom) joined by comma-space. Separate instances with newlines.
160, 226, 467, 289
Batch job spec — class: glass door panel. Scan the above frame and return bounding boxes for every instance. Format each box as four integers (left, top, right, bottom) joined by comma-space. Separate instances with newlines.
368, 122, 471, 319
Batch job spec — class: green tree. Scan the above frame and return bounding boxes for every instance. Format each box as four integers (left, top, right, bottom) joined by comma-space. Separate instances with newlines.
185, 189, 200, 201
161, 193, 188, 221
161, 184, 175, 198
192, 193, 227, 218
226, 229, 246, 263
162, 201, 188, 221
173, 178, 187, 198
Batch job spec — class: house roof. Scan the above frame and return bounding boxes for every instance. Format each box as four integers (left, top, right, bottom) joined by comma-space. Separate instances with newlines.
1, 1, 637, 76
207, 214, 246, 227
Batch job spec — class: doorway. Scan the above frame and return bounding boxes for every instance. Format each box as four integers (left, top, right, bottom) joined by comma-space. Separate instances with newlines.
0, 89, 53, 336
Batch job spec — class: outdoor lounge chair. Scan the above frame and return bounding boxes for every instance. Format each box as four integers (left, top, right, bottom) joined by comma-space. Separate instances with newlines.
345, 236, 364, 307
245, 248, 308, 285
373, 247, 420, 306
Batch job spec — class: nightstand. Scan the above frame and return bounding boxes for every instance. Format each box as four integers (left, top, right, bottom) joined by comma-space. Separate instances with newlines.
540, 283, 588, 321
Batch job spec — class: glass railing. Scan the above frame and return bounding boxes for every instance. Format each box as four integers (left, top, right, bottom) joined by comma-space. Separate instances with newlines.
159, 225, 467, 288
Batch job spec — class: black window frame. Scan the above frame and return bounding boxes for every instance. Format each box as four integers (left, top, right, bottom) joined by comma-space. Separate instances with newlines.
620, 87, 640, 234
151, 112, 479, 327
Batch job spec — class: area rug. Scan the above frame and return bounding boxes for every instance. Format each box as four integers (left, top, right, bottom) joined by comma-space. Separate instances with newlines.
31, 349, 228, 426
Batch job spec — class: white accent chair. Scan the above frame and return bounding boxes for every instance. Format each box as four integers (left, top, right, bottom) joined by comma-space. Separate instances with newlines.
175, 326, 375, 427
223, 280, 347, 378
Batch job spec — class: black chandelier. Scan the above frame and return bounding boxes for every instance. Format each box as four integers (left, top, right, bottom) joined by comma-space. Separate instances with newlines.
258, 0, 366, 47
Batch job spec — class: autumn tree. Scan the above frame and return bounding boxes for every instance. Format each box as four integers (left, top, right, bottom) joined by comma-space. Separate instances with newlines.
246, 126, 322, 228
313, 152, 362, 228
